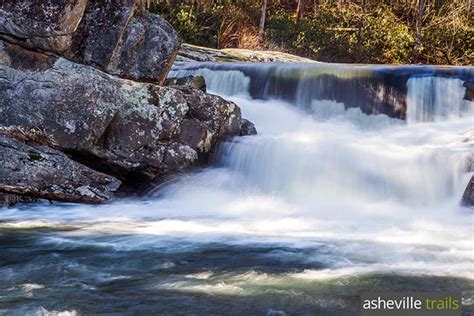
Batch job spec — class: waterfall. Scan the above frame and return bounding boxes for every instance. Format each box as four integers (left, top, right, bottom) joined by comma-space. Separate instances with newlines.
406, 76, 474, 123
169, 68, 251, 96
171, 62, 474, 122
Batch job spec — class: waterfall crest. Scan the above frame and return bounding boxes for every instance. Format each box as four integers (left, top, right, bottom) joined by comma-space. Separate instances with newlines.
171, 62, 474, 122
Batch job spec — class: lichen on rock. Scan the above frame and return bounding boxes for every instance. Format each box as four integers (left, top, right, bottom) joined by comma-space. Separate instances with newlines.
0, 1, 254, 205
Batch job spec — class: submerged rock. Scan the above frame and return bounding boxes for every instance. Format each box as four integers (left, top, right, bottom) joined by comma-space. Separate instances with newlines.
0, 134, 121, 204
462, 176, 473, 207
240, 119, 257, 136
464, 81, 474, 101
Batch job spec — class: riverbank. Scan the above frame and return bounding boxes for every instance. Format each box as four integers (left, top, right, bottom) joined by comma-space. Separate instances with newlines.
177, 43, 316, 63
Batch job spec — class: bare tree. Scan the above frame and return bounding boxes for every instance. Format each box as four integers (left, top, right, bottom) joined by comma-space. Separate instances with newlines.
415, 0, 426, 59
296, 0, 305, 22
416, 0, 426, 44
259, 0, 268, 43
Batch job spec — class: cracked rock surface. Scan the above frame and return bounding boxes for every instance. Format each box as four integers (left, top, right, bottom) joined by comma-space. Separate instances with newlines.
0, 134, 121, 204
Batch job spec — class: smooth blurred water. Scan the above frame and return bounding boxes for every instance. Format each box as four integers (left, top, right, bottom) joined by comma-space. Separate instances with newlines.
1, 63, 473, 315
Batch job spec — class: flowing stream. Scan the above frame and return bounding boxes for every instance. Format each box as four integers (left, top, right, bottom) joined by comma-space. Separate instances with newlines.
1, 62, 473, 316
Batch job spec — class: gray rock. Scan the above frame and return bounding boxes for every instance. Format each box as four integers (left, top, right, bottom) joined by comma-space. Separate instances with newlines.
174, 85, 242, 137
0, 192, 38, 207
165, 76, 207, 92
176, 43, 237, 62
240, 118, 257, 136
0, 40, 243, 185
64, 0, 138, 68
169, 84, 257, 156
176, 43, 316, 63
461, 176, 473, 207
0, 134, 121, 204
0, 0, 181, 84
464, 81, 474, 102
105, 12, 181, 84
0, 0, 87, 53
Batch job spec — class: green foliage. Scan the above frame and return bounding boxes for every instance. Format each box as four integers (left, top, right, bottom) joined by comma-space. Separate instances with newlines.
151, 3, 219, 47
266, 4, 414, 64
151, 0, 472, 65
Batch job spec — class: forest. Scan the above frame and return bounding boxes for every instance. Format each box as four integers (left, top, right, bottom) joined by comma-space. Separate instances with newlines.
147, 0, 473, 65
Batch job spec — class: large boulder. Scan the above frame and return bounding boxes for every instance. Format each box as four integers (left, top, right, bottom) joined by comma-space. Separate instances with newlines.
0, 40, 243, 187
0, 134, 121, 204
0, 0, 180, 84
104, 12, 181, 84
64, 0, 139, 67
0, 0, 87, 53
173, 86, 242, 160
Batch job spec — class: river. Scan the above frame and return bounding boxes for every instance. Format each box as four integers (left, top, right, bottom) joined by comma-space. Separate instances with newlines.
1, 62, 473, 315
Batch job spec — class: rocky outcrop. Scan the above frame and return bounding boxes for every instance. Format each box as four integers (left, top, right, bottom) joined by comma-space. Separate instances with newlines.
0, 134, 121, 204
177, 43, 316, 63
0, 0, 180, 84
0, 1, 253, 205
462, 176, 473, 207
0, 40, 243, 187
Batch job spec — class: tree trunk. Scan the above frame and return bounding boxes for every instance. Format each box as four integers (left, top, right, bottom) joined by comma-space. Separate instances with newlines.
414, 0, 426, 61
194, 0, 201, 15
416, 0, 425, 46
258, 0, 268, 44
296, 0, 305, 22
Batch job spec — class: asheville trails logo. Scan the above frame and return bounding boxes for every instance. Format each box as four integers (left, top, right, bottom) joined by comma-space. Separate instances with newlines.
361, 292, 462, 316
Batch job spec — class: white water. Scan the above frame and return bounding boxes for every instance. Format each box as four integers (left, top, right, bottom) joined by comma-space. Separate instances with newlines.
407, 76, 474, 123
2, 66, 474, 307
171, 68, 251, 96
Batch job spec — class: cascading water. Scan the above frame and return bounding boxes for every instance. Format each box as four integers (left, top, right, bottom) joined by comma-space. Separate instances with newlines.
407, 76, 474, 123
1, 62, 473, 315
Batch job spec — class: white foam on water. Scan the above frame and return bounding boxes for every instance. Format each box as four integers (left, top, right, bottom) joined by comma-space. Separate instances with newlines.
34, 307, 79, 316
